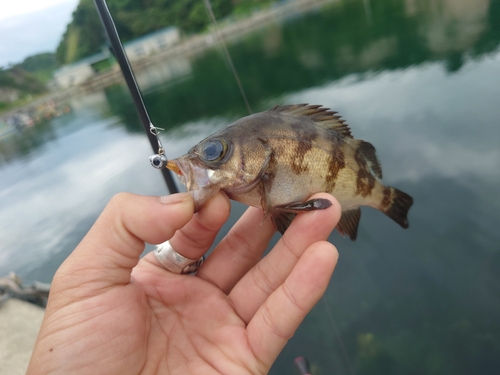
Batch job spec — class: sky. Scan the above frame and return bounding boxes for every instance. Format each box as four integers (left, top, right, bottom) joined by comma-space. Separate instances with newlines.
0, 0, 79, 68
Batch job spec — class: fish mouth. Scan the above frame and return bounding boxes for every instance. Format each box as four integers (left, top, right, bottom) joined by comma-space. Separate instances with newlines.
166, 157, 220, 211
167, 160, 183, 176
166, 157, 213, 191
166, 159, 189, 185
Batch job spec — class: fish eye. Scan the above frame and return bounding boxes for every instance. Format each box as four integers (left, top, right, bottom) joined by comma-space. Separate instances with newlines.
202, 139, 226, 162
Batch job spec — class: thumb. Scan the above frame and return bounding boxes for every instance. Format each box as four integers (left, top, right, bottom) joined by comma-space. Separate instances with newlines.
53, 192, 194, 295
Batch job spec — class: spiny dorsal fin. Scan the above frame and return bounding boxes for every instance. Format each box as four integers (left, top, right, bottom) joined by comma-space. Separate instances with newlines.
269, 104, 353, 139
337, 208, 361, 241
354, 140, 383, 179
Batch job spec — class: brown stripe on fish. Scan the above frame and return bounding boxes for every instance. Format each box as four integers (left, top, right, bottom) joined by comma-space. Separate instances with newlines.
325, 145, 346, 191
289, 121, 318, 174
381, 187, 391, 208
354, 147, 376, 197
291, 140, 313, 174
290, 119, 319, 142
264, 150, 278, 189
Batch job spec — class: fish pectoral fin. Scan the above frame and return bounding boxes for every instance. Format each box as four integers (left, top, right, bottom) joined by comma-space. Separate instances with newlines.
276, 199, 333, 213
272, 199, 332, 234
336, 207, 361, 241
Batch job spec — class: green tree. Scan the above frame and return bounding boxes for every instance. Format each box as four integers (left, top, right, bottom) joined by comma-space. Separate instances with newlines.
0, 67, 46, 95
16, 53, 57, 83
17, 53, 56, 73
56, 0, 105, 65
55, 0, 237, 65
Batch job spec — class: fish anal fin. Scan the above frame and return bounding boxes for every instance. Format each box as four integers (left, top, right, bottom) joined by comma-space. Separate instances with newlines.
381, 187, 413, 229
269, 104, 353, 139
271, 198, 332, 234
337, 208, 361, 241
272, 212, 297, 234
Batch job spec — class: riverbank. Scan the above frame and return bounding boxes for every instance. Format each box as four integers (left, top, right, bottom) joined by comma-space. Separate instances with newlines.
0, 0, 336, 129
81, 0, 337, 91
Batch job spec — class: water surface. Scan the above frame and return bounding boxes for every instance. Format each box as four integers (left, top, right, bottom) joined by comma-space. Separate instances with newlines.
1, 0, 500, 373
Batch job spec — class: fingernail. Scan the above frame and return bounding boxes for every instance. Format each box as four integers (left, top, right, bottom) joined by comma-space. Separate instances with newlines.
159, 192, 192, 205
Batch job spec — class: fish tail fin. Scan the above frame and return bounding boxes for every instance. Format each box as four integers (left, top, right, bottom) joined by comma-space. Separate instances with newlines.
381, 187, 413, 228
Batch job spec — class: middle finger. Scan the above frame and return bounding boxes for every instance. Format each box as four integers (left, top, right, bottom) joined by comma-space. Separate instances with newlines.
196, 205, 276, 293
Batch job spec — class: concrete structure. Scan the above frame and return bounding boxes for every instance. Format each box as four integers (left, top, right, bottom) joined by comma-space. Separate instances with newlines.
124, 26, 181, 63
53, 51, 112, 88
0, 88, 19, 103
53, 26, 180, 89
0, 299, 44, 375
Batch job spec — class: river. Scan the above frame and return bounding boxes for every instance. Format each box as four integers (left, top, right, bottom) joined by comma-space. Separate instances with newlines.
1, 0, 499, 373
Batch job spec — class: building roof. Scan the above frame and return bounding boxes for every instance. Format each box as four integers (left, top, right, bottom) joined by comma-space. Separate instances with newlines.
54, 26, 179, 76
124, 26, 178, 48
54, 50, 111, 75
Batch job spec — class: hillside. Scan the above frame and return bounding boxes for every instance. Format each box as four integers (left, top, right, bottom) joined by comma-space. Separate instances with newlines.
56, 0, 272, 65
0, 53, 57, 112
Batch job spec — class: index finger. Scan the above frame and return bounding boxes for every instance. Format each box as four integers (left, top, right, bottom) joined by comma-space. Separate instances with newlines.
53, 193, 194, 295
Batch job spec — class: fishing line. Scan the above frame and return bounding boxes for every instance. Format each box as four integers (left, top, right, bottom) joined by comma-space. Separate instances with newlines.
201, 4, 359, 374
202, 0, 253, 115
322, 297, 358, 375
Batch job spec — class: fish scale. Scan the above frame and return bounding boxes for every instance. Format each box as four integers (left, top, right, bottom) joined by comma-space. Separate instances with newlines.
167, 104, 413, 240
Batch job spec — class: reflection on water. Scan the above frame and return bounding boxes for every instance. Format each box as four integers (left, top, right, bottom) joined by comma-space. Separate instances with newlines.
1, 0, 500, 373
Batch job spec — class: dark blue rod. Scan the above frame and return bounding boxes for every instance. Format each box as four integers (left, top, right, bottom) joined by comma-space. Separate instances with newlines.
94, 0, 179, 194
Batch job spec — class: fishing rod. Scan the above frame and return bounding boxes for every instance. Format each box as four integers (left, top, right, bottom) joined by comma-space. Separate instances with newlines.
94, 0, 179, 194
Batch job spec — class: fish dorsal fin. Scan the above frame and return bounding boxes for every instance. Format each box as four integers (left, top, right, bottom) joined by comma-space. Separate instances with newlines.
354, 140, 383, 179
337, 208, 361, 241
269, 104, 353, 139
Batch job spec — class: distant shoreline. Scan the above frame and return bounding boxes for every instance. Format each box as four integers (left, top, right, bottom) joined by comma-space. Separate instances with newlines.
0, 0, 336, 123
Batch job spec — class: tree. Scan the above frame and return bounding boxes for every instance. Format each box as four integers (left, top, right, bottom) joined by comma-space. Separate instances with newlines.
55, 0, 236, 65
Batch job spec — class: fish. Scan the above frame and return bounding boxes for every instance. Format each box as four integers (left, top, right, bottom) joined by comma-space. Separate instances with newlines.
166, 104, 413, 240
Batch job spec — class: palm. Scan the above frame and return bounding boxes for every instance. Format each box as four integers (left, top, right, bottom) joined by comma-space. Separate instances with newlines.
27, 192, 340, 375
131, 260, 258, 374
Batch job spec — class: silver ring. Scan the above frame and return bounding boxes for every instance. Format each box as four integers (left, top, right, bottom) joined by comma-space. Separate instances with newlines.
154, 240, 204, 274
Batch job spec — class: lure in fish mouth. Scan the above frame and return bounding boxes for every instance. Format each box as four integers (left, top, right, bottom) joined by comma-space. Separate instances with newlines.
167, 104, 413, 240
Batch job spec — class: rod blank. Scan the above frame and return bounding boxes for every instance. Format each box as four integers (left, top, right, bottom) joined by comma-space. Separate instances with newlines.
94, 0, 178, 194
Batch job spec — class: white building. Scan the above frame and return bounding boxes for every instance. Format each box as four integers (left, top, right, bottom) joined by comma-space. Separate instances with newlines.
124, 26, 180, 62
53, 26, 181, 89
53, 51, 112, 88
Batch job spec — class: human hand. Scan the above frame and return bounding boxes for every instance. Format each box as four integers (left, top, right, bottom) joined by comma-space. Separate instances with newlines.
27, 191, 340, 375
